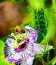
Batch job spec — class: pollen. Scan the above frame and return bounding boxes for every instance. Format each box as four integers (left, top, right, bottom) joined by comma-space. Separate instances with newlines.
12, 43, 18, 48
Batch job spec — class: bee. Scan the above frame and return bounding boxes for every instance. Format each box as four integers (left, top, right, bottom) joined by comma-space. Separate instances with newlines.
14, 26, 25, 34
10, 25, 25, 34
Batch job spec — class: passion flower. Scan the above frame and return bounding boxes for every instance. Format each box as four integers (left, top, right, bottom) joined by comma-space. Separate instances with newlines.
4, 26, 53, 65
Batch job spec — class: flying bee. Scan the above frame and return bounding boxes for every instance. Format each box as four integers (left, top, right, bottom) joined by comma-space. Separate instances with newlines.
14, 26, 25, 34
10, 25, 25, 35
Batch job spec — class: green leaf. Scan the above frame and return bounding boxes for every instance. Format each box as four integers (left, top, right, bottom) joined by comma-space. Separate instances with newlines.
48, 57, 56, 65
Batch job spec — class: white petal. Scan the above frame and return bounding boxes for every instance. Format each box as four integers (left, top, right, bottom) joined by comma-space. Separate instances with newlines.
34, 43, 44, 54
26, 56, 34, 65
6, 38, 12, 47
21, 56, 34, 65
34, 43, 53, 54
41, 44, 53, 51
25, 26, 32, 30
25, 43, 33, 55
11, 52, 22, 60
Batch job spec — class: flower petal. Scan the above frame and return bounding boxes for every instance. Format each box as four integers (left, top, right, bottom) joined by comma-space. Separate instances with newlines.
33, 43, 53, 54
25, 26, 38, 42
11, 52, 22, 61
6, 38, 12, 47
6, 56, 13, 62
26, 56, 34, 65
41, 44, 53, 51
25, 42, 34, 56
21, 56, 34, 65
25, 26, 37, 36
33, 43, 44, 54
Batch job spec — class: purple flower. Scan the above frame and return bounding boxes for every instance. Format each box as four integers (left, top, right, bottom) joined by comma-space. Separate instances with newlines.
4, 26, 53, 65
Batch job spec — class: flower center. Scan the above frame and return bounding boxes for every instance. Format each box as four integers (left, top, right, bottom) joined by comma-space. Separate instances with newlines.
14, 38, 29, 52
10, 32, 29, 52
17, 39, 21, 43
20, 43, 26, 49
